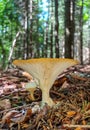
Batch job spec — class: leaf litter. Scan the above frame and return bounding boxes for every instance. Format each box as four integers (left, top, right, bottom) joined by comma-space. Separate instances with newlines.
0, 65, 90, 130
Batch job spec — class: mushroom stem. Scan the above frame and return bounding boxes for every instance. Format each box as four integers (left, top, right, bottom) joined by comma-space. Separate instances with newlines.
40, 83, 54, 107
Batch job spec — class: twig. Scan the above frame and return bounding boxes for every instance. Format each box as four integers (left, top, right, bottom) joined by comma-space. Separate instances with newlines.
0, 104, 32, 114
63, 124, 90, 128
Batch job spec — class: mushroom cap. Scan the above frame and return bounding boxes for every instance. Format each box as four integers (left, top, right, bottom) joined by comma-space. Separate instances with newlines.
13, 58, 78, 80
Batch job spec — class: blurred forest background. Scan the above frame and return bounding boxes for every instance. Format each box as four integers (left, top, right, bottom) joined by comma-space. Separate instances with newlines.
0, 0, 90, 69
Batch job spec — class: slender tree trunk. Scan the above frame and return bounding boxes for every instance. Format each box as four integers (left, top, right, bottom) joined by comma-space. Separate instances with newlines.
44, 3, 50, 58
64, 0, 75, 58
28, 0, 34, 58
54, 0, 59, 58
89, 42, 90, 64
23, 0, 28, 59
26, 0, 30, 58
45, 26, 48, 57
50, 0, 54, 58
35, 0, 40, 58
50, 23, 53, 57
79, 0, 83, 64
0, 39, 6, 68
0, 21, 6, 68
89, 24, 90, 64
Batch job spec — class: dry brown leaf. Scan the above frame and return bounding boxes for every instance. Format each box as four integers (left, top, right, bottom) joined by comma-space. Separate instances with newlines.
1, 109, 32, 130
22, 109, 32, 122
2, 110, 19, 125
75, 127, 82, 130
82, 120, 86, 125
21, 123, 30, 129
54, 76, 67, 86
0, 99, 11, 109
62, 117, 71, 124
67, 111, 76, 117
74, 113, 82, 121
10, 110, 27, 123
61, 81, 68, 88
43, 125, 48, 130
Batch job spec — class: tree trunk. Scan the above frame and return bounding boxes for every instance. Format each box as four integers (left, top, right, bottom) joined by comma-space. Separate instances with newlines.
23, 0, 28, 59
79, 0, 83, 64
64, 0, 75, 58
50, 23, 53, 58
0, 39, 6, 68
54, 0, 59, 58
50, 0, 54, 58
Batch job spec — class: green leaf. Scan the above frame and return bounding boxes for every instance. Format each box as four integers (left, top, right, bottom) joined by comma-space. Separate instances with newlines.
83, 13, 89, 21
0, 2, 5, 13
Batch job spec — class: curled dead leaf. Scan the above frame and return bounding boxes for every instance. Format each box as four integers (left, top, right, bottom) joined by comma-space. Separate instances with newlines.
22, 109, 32, 122
10, 110, 27, 123
2, 110, 19, 125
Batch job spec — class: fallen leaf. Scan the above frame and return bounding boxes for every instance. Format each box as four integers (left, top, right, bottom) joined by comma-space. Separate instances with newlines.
82, 120, 86, 125
67, 111, 76, 117
0, 99, 11, 109
75, 127, 82, 130
2, 110, 19, 125
10, 110, 27, 123
61, 81, 68, 88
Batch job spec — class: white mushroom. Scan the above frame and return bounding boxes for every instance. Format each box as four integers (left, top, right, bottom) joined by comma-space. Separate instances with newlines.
13, 58, 78, 107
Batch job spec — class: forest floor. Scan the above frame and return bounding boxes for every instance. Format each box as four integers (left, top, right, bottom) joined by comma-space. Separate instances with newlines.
0, 64, 90, 130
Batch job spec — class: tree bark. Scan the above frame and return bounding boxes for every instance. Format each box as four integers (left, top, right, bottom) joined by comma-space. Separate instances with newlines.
79, 0, 83, 64
54, 0, 59, 58
64, 0, 75, 58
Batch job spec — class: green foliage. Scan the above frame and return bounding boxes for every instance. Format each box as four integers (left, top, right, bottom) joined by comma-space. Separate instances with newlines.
0, 0, 90, 67
77, 0, 90, 23
84, 0, 90, 7
0, 0, 21, 68
83, 12, 89, 21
